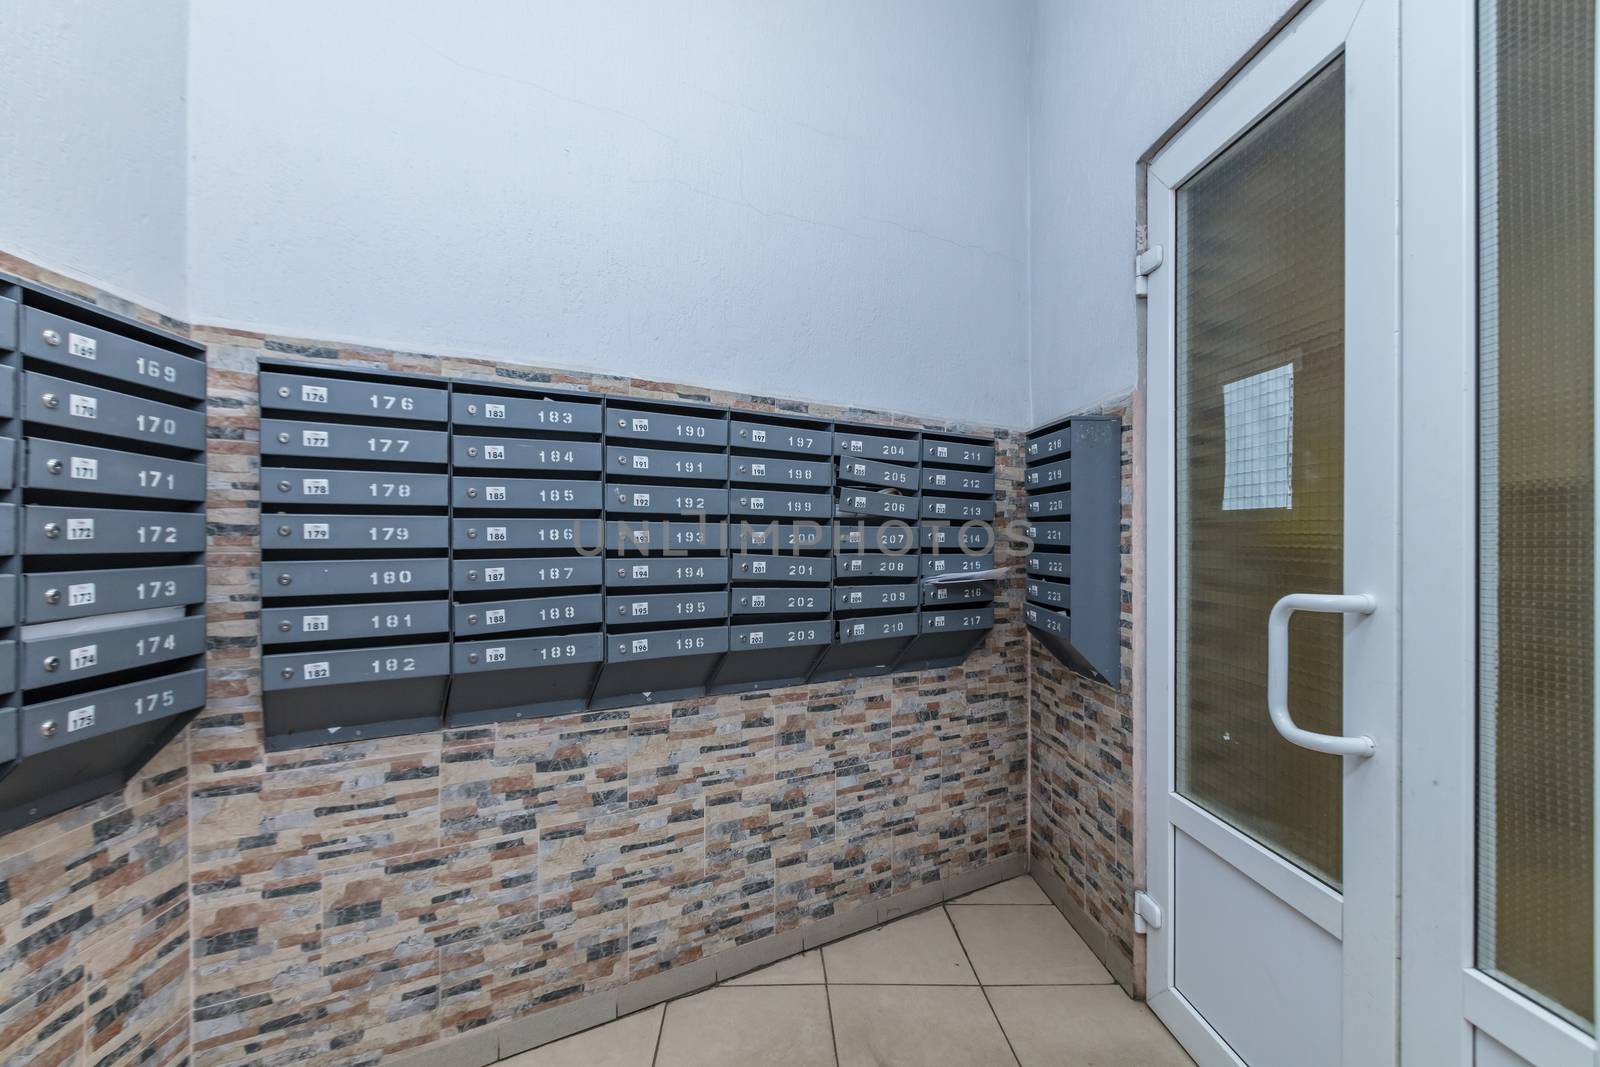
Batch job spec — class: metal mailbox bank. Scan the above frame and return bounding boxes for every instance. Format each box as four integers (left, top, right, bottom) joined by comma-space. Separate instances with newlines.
0, 274, 208, 831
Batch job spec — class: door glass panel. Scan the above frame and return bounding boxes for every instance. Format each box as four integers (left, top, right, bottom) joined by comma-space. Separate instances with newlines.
1477, 0, 1595, 1029
1176, 58, 1346, 886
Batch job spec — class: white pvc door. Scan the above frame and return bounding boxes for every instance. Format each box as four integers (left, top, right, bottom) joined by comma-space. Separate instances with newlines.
1142, 0, 1400, 1064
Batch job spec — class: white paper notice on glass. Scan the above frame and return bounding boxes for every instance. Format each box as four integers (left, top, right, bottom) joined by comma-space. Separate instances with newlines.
1221, 362, 1294, 511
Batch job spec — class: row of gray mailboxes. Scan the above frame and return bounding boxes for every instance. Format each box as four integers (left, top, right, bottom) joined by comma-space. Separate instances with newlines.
261, 515, 999, 553
262, 607, 994, 694
263, 577, 995, 642
260, 468, 995, 519
260, 370, 996, 469
267, 550, 995, 597
263, 423, 994, 494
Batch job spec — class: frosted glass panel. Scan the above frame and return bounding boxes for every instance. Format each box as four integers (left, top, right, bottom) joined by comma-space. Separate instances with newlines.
1176, 59, 1346, 886
1477, 0, 1595, 1029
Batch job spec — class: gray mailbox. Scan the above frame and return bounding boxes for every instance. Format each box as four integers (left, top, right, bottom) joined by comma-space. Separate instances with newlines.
1022, 415, 1121, 686
0, 275, 208, 834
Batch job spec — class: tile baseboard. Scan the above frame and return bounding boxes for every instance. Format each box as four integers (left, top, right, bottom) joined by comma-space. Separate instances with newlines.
1029, 859, 1137, 995
386, 854, 1028, 1067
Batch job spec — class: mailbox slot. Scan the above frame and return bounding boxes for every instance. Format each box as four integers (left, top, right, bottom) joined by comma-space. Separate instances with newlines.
453, 555, 603, 595
835, 487, 917, 520
453, 593, 604, 637
262, 419, 449, 464
605, 445, 728, 483
606, 484, 728, 516
710, 620, 831, 695
452, 436, 603, 472
604, 403, 728, 447
730, 419, 832, 457
834, 552, 918, 579
453, 517, 600, 553
833, 582, 919, 614
262, 467, 450, 509
730, 586, 829, 617
262, 599, 451, 646
451, 390, 602, 435
267, 557, 450, 598
919, 495, 996, 521
921, 523, 996, 552
729, 454, 831, 487
920, 437, 995, 469
732, 555, 830, 584
922, 581, 995, 607
1026, 489, 1071, 518
262, 642, 450, 751
834, 429, 918, 464
21, 307, 206, 401
1026, 577, 1072, 609
730, 521, 832, 552
1024, 553, 1071, 580
922, 552, 996, 577
731, 488, 831, 519
266, 514, 451, 551
604, 556, 729, 588
590, 624, 729, 709
23, 505, 203, 555
23, 372, 206, 452
260, 370, 448, 422
1025, 457, 1071, 490
605, 590, 729, 626
23, 438, 206, 501
605, 519, 728, 553
895, 606, 995, 671
447, 632, 604, 726
837, 455, 918, 491
809, 611, 919, 682
921, 467, 995, 494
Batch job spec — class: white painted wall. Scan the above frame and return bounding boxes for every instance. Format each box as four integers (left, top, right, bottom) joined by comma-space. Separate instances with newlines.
0, 0, 189, 315
188, 0, 1032, 426
1028, 0, 1296, 422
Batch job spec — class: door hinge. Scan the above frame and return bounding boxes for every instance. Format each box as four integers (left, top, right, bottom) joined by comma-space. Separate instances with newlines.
1133, 890, 1163, 934
1135, 244, 1164, 299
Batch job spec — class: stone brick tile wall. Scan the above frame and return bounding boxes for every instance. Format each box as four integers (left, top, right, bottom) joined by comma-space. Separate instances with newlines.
0, 252, 1033, 1067
1025, 403, 1139, 993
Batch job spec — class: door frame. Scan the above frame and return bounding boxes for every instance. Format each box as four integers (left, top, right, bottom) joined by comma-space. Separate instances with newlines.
1140, 0, 1401, 1064
1397, 0, 1600, 1063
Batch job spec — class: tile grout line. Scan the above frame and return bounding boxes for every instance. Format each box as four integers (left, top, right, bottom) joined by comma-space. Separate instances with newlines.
820, 949, 842, 1067
942, 904, 1024, 1067
650, 1000, 667, 1067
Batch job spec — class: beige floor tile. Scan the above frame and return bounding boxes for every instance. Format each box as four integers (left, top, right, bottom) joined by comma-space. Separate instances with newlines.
987, 986, 1194, 1066
823, 907, 977, 985
655, 986, 835, 1067
723, 949, 826, 986
947, 875, 1052, 906
947, 905, 1113, 985
830, 985, 1017, 1067
500, 1004, 663, 1067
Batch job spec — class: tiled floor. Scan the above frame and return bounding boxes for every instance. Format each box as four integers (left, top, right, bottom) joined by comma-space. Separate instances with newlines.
501, 875, 1195, 1067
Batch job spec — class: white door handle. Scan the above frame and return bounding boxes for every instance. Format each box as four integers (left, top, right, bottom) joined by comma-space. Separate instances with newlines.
1267, 592, 1377, 758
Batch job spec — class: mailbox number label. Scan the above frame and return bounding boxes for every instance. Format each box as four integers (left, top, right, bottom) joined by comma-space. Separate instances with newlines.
485, 403, 506, 419
304, 661, 331, 680
70, 457, 97, 480
69, 394, 97, 419
70, 645, 98, 670
68, 583, 96, 606
301, 385, 328, 404
68, 333, 97, 359
302, 430, 329, 448
302, 615, 329, 632
67, 705, 95, 732
67, 518, 94, 541
485, 647, 507, 664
